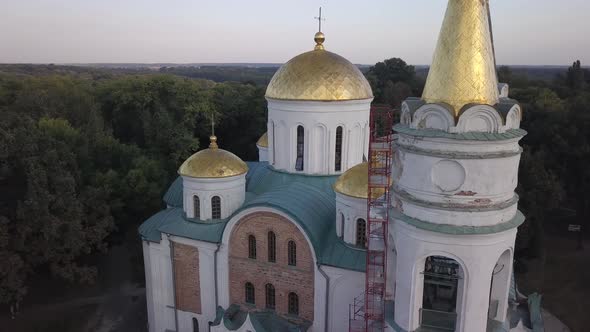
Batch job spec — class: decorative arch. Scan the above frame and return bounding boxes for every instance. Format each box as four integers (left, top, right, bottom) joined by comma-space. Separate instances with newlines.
412, 104, 455, 131
456, 105, 504, 133
488, 248, 513, 322
193, 195, 200, 219
411, 251, 469, 332
312, 124, 327, 173
400, 102, 412, 125
505, 104, 522, 129
338, 212, 345, 240
269, 120, 276, 165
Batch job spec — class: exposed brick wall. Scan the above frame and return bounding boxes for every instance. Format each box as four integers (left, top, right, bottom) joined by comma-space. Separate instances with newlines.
229, 211, 315, 321
173, 242, 201, 314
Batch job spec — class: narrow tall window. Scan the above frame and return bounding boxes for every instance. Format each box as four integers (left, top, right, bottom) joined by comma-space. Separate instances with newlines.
248, 235, 257, 259
340, 213, 345, 240
245, 282, 255, 304
192, 318, 199, 332
288, 292, 299, 316
288, 240, 297, 266
193, 196, 200, 219
211, 196, 221, 219
335, 126, 343, 171
356, 219, 367, 248
295, 125, 304, 171
265, 283, 276, 309
268, 231, 276, 262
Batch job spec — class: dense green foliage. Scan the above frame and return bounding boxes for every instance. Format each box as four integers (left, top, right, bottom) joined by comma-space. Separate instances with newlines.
365, 58, 424, 108
0, 73, 267, 304
0, 59, 588, 306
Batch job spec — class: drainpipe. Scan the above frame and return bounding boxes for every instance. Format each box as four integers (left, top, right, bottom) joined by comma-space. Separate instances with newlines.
168, 234, 179, 332
317, 263, 330, 332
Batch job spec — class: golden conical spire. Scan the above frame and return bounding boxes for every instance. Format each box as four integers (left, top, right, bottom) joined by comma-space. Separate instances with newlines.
422, 0, 499, 114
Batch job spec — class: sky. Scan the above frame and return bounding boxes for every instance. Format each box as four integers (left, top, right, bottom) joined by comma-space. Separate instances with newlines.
1, 0, 589, 66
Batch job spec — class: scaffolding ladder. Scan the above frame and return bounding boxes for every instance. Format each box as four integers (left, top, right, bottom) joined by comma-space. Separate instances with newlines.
349, 106, 394, 332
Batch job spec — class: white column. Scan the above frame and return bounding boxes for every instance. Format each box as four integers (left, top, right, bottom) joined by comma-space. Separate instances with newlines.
461, 261, 494, 332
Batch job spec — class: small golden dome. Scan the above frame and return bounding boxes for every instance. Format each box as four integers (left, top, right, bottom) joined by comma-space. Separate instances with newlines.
179, 136, 248, 178
265, 33, 373, 101
333, 162, 391, 199
256, 132, 268, 148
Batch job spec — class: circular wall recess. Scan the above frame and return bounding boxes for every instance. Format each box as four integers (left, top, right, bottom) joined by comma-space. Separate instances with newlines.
431, 160, 466, 192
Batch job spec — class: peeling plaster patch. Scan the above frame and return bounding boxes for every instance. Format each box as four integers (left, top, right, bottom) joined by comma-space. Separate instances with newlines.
472, 198, 492, 205
456, 190, 477, 196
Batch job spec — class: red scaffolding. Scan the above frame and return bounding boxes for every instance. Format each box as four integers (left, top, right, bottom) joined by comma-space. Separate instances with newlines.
350, 106, 394, 332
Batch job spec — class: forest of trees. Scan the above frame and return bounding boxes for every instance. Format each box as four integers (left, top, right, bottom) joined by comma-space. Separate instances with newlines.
0, 59, 588, 308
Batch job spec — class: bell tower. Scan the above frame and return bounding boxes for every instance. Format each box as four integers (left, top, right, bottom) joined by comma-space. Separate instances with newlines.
391, 0, 525, 331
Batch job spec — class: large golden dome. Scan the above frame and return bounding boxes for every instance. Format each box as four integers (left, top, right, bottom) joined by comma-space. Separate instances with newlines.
334, 162, 390, 199
179, 136, 248, 178
265, 33, 373, 101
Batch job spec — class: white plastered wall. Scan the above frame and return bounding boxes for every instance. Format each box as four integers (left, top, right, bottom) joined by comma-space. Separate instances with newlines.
257, 144, 268, 162
267, 98, 372, 175
143, 235, 219, 332
182, 174, 246, 220
335, 192, 368, 246
391, 219, 516, 332
143, 238, 175, 332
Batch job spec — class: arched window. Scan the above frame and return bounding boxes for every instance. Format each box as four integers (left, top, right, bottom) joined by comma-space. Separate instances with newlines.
268, 231, 276, 262
192, 317, 199, 332
193, 195, 200, 219
288, 240, 297, 266
335, 126, 343, 171
248, 235, 257, 259
295, 125, 304, 171
288, 292, 299, 316
245, 282, 255, 304
265, 283, 275, 309
340, 213, 345, 240
356, 219, 367, 248
211, 196, 221, 219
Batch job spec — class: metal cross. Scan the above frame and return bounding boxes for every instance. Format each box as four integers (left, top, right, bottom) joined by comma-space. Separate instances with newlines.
314, 7, 326, 32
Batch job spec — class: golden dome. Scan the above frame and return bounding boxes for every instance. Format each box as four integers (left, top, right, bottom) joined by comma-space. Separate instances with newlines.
265, 33, 373, 101
333, 162, 390, 199
256, 132, 268, 148
422, 0, 499, 114
179, 136, 248, 178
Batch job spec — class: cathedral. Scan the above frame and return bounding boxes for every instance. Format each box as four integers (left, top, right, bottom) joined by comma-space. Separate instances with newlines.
139, 0, 539, 331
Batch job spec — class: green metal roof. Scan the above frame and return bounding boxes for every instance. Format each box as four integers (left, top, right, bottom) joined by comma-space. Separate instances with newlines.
211, 304, 311, 332
139, 162, 367, 271
163, 176, 183, 207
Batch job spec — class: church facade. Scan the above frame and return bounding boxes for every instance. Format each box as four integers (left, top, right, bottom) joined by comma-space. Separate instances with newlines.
139, 1, 536, 331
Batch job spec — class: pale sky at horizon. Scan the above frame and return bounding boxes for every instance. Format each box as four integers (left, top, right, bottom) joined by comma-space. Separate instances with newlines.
1, 0, 589, 66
